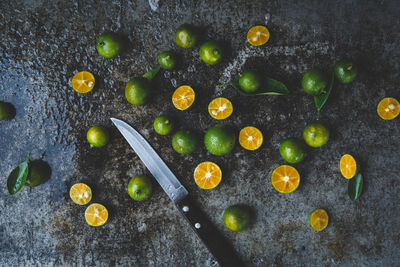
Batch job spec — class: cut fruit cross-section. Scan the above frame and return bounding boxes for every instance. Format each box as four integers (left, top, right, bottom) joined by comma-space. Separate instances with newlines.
309, 209, 329, 231
377, 97, 399, 120
85, 203, 108, 227
340, 154, 358, 179
69, 183, 92, 205
172, 85, 195, 110
239, 126, 263, 150
71, 71, 95, 94
194, 161, 222, 189
271, 165, 300, 193
247, 26, 270, 46
208, 97, 233, 120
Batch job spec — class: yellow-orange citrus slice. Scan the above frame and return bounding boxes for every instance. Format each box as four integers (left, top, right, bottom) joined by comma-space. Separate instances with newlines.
194, 161, 222, 189
247, 26, 270, 46
85, 203, 108, 227
239, 126, 263, 150
377, 97, 400, 120
309, 209, 329, 231
271, 165, 300, 193
340, 154, 358, 179
69, 183, 92, 205
71, 71, 95, 93
172, 85, 195, 110
208, 97, 233, 120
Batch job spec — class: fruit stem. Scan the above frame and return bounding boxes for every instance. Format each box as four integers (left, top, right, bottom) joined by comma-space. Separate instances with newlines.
219, 82, 233, 88
90, 144, 95, 148
347, 64, 353, 71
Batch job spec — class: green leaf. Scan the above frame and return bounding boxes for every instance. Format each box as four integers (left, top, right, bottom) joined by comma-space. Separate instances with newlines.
142, 67, 160, 81
7, 153, 30, 195
220, 76, 290, 96
314, 69, 334, 118
348, 173, 363, 200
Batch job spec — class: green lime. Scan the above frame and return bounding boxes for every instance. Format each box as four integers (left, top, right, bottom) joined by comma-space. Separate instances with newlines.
158, 51, 176, 70
238, 71, 261, 93
204, 124, 235, 156
125, 77, 152, 105
153, 115, 174, 135
172, 129, 198, 154
0, 102, 10, 120
127, 175, 152, 201
303, 122, 329, 148
87, 126, 109, 148
199, 41, 223, 65
301, 69, 327, 95
175, 24, 198, 49
279, 138, 307, 164
25, 160, 51, 187
334, 60, 357, 83
223, 205, 250, 232
96, 32, 123, 59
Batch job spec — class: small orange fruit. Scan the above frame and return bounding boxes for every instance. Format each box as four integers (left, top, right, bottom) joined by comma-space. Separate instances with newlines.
194, 161, 222, 189
377, 97, 400, 120
271, 165, 300, 194
71, 71, 95, 94
247, 26, 270, 46
239, 126, 263, 150
208, 97, 233, 120
340, 154, 358, 179
309, 209, 329, 231
69, 183, 92, 205
172, 85, 195, 110
85, 203, 108, 227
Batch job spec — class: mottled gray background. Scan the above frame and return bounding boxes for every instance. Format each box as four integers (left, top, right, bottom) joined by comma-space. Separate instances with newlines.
1, 0, 400, 266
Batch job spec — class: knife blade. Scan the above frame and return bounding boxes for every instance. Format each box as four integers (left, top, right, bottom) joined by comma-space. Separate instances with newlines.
111, 118, 245, 267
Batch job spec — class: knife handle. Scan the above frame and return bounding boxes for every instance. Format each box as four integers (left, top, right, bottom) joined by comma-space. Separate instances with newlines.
176, 195, 245, 267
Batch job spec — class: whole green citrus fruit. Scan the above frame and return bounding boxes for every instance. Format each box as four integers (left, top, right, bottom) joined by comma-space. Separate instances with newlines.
238, 71, 261, 93
87, 126, 109, 148
125, 77, 152, 105
153, 115, 174, 135
303, 122, 329, 148
279, 138, 307, 164
199, 41, 223, 65
223, 205, 250, 232
302, 69, 327, 95
96, 32, 123, 58
172, 129, 198, 154
334, 60, 357, 83
204, 125, 235, 156
158, 51, 177, 70
175, 24, 198, 49
128, 176, 152, 201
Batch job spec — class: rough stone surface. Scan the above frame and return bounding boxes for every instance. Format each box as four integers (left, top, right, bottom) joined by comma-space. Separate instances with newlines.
1, 0, 400, 266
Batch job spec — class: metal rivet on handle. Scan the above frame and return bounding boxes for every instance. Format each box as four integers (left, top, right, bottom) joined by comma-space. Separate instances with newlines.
195, 223, 201, 229
182, 206, 189, 212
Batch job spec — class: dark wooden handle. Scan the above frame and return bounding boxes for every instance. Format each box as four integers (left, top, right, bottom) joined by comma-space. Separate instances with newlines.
176, 195, 245, 267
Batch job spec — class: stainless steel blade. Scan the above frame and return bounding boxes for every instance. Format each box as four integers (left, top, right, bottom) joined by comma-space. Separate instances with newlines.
111, 118, 188, 203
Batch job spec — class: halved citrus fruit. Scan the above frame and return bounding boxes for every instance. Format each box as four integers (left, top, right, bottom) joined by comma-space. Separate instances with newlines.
340, 154, 358, 179
239, 126, 263, 150
71, 71, 95, 94
271, 165, 300, 193
69, 183, 92, 205
309, 209, 329, 231
208, 97, 233, 120
85, 203, 108, 226
377, 97, 400, 120
194, 161, 222, 189
247, 26, 270, 46
172, 85, 195, 110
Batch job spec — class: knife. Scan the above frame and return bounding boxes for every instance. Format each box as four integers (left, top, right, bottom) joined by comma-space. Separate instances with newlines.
111, 118, 245, 267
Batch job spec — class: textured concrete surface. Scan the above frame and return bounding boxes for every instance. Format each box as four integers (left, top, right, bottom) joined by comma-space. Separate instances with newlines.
1, 0, 400, 266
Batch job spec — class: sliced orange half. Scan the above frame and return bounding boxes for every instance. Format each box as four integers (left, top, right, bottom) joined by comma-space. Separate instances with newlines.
377, 97, 400, 120
239, 126, 263, 150
71, 71, 95, 94
194, 161, 222, 189
208, 97, 233, 120
69, 183, 92, 205
340, 154, 358, 179
247, 26, 270, 46
271, 165, 300, 194
85, 203, 108, 227
309, 209, 329, 231
172, 85, 195, 110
